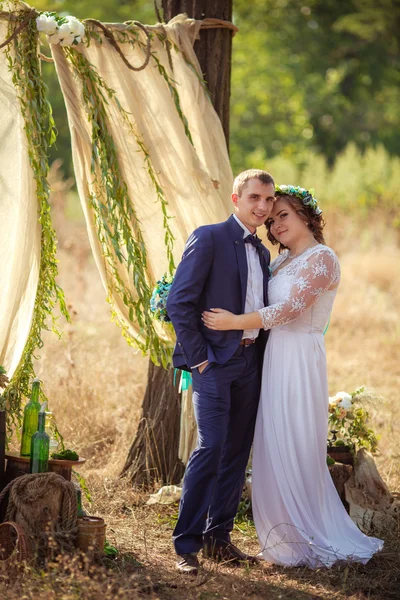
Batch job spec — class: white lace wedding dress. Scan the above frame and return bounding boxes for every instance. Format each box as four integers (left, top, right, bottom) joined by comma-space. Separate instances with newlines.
252, 244, 383, 568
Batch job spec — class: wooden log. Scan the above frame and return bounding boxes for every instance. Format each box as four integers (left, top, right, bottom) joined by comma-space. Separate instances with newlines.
345, 448, 400, 534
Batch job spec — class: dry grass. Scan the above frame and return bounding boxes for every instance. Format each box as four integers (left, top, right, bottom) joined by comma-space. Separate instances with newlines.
1, 178, 400, 598
2, 480, 399, 599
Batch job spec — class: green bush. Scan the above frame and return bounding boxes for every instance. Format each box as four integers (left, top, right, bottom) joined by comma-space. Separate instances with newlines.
263, 143, 400, 214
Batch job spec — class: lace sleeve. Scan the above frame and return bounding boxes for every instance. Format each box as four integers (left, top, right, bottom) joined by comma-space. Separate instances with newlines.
258, 247, 340, 330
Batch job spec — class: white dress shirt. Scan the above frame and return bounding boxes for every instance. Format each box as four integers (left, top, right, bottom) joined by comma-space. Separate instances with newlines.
233, 214, 265, 340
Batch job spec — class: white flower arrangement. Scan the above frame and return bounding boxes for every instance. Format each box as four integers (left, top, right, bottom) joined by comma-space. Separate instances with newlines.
328, 387, 379, 453
329, 391, 353, 415
36, 13, 85, 47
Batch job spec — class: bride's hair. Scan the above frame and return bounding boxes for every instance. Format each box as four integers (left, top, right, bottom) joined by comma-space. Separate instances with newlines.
265, 193, 326, 252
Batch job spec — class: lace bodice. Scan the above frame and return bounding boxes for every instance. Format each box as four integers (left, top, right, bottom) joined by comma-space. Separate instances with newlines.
258, 245, 340, 333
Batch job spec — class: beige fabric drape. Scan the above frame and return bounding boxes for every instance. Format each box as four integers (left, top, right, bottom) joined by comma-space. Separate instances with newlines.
0, 14, 232, 463
0, 21, 41, 378
178, 385, 197, 465
51, 15, 233, 346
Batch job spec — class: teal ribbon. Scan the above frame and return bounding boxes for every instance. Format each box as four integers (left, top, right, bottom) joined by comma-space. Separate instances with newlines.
323, 317, 331, 336
173, 368, 192, 391
180, 371, 192, 391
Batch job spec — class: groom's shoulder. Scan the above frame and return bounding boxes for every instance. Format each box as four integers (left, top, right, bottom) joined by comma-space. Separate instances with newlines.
189, 217, 233, 239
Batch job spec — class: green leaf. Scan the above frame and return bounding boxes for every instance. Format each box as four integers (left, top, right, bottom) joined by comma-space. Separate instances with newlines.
2, 17, 70, 437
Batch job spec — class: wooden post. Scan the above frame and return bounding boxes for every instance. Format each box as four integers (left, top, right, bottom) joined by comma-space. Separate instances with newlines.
122, 0, 233, 486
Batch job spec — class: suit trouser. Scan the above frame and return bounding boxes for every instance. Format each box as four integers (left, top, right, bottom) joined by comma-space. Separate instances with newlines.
173, 343, 261, 555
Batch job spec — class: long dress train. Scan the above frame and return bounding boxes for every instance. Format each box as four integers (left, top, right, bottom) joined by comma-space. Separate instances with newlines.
252, 244, 383, 568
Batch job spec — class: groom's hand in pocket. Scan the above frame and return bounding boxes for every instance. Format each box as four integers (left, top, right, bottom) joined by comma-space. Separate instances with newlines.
198, 361, 209, 374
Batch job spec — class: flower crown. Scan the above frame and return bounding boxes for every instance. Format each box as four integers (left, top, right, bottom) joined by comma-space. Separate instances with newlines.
275, 184, 322, 215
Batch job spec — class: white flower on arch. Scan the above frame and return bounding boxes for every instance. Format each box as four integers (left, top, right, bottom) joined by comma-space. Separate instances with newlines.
36, 12, 85, 47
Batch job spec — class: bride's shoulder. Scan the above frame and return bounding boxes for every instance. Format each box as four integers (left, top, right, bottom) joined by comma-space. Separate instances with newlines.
303, 244, 337, 260
309, 244, 339, 264
309, 244, 338, 257
307, 244, 341, 281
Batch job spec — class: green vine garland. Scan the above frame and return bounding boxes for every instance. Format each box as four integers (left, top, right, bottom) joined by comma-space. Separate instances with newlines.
64, 44, 175, 366
153, 29, 212, 103
1, 12, 70, 434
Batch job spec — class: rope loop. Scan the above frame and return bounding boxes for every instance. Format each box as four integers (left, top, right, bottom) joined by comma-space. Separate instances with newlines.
84, 18, 152, 72
0, 8, 38, 50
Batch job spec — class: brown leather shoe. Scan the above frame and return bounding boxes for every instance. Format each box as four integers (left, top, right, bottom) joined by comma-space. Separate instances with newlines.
176, 553, 200, 575
203, 539, 259, 565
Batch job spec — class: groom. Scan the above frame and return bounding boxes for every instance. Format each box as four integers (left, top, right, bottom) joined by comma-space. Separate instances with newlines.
166, 169, 275, 575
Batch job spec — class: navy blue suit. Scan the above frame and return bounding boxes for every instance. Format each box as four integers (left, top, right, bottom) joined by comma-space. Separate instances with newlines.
166, 214, 270, 555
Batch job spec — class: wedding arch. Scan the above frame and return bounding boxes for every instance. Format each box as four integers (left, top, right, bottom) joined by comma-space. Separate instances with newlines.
0, 4, 397, 536
0, 0, 234, 470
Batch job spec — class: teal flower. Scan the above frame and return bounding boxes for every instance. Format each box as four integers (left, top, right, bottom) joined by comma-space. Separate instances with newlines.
275, 184, 322, 215
150, 274, 174, 322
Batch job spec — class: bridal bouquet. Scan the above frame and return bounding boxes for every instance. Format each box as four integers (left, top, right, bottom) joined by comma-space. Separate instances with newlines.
150, 274, 174, 322
36, 13, 85, 47
328, 387, 379, 453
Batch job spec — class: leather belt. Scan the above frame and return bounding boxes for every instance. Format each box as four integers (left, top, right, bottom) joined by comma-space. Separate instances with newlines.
239, 338, 256, 346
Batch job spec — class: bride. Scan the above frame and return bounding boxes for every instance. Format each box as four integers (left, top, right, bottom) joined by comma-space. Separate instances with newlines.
202, 185, 383, 568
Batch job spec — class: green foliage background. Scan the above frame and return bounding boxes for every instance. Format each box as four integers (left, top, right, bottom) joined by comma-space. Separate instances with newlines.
231, 0, 400, 172
29, 1, 400, 188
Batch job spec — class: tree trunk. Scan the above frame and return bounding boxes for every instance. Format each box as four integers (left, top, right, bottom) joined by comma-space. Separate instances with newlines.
121, 361, 185, 485
163, 0, 233, 143
122, 0, 233, 486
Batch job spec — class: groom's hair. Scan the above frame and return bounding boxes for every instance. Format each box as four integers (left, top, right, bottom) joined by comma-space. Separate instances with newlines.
233, 169, 275, 197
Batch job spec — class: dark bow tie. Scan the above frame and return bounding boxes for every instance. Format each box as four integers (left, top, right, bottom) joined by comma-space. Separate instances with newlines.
244, 234, 263, 249
244, 234, 265, 270
244, 234, 269, 299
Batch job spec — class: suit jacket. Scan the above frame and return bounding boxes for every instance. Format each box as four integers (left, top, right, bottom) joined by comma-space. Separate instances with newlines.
166, 215, 271, 371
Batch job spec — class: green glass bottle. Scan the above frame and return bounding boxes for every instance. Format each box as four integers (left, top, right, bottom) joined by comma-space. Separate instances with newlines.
20, 378, 41, 457
30, 411, 50, 473
76, 486, 87, 517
